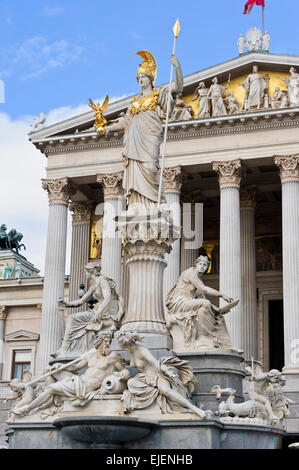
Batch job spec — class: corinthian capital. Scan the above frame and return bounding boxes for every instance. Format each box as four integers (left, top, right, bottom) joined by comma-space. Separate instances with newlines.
0, 306, 7, 320
274, 155, 299, 183
42, 178, 77, 205
97, 172, 123, 199
69, 202, 93, 225
212, 159, 243, 189
240, 186, 256, 211
163, 166, 183, 193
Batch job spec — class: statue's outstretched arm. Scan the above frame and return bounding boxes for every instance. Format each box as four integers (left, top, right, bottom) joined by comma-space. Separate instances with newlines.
59, 285, 94, 308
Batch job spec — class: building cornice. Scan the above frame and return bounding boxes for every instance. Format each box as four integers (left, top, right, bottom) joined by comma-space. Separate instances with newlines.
35, 107, 299, 156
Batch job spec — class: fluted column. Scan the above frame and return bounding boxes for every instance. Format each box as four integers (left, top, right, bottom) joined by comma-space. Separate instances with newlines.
38, 178, 76, 373
275, 155, 299, 371
240, 187, 257, 360
69, 202, 93, 308
213, 160, 243, 351
163, 166, 182, 298
180, 203, 202, 272
0, 306, 7, 379
97, 173, 124, 293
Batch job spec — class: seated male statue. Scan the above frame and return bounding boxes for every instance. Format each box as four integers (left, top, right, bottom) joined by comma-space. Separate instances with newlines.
12, 332, 129, 415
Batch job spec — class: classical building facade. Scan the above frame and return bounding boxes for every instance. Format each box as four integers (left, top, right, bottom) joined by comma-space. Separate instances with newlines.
1, 38, 299, 438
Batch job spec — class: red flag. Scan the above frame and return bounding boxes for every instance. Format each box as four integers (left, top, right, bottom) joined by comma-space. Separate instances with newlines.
243, 0, 265, 15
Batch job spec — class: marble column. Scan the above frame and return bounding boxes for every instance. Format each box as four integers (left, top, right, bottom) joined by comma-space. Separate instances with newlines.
180, 203, 202, 272
240, 187, 257, 360
69, 202, 93, 309
0, 306, 7, 379
38, 178, 76, 373
97, 173, 124, 294
275, 155, 299, 372
212, 160, 243, 351
163, 166, 182, 298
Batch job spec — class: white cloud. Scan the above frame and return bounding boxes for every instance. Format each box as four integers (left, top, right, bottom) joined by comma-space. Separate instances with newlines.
0, 37, 85, 80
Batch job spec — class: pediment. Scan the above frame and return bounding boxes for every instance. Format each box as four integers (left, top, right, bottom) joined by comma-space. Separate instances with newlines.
5, 330, 40, 342
29, 51, 299, 143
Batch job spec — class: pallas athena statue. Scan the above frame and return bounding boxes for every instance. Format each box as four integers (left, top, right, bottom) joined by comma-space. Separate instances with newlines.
106, 50, 184, 213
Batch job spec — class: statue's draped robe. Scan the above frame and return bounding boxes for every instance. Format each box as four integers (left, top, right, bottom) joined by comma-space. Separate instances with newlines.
58, 277, 122, 356
166, 268, 233, 350
122, 86, 172, 208
286, 73, 299, 106
242, 73, 267, 108
208, 84, 227, 116
121, 356, 195, 414
197, 88, 210, 118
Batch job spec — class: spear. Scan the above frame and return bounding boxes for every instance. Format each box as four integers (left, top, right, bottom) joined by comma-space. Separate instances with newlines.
158, 18, 181, 207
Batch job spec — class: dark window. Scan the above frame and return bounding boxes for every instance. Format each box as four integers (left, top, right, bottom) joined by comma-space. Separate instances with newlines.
268, 300, 284, 371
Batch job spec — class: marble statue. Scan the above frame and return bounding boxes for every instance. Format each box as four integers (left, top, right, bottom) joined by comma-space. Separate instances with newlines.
115, 330, 206, 418
14, 262, 22, 279
211, 386, 268, 420
239, 66, 267, 110
170, 95, 194, 121
252, 369, 294, 422
207, 77, 228, 117
246, 27, 262, 52
262, 31, 270, 51
225, 92, 242, 115
279, 67, 299, 107
192, 82, 210, 119
166, 254, 240, 352
6, 371, 35, 415
105, 50, 184, 213
212, 368, 293, 426
56, 262, 124, 357
238, 34, 246, 55
31, 112, 46, 131
271, 87, 288, 109
3, 264, 12, 280
12, 332, 129, 416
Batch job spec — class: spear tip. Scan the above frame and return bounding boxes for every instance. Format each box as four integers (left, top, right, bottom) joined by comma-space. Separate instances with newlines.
173, 18, 181, 38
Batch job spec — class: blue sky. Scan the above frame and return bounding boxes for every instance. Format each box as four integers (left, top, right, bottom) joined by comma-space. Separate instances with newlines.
1, 0, 299, 120
1, 0, 299, 274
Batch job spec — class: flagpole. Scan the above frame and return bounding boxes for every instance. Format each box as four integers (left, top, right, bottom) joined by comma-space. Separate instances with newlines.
158, 19, 181, 208
262, 5, 265, 35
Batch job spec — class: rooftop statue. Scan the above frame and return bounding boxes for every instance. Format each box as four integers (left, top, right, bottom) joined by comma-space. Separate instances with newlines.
30, 112, 46, 132
0, 225, 26, 254
279, 67, 299, 107
56, 262, 124, 357
239, 65, 268, 110
238, 34, 246, 55
89, 96, 109, 134
105, 50, 184, 214
207, 77, 229, 117
192, 82, 210, 119
166, 254, 240, 352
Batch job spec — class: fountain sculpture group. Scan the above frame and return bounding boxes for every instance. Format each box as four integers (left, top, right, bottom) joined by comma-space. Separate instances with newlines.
5, 50, 291, 450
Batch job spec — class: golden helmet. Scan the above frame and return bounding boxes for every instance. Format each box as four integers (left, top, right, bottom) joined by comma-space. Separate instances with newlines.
136, 50, 157, 85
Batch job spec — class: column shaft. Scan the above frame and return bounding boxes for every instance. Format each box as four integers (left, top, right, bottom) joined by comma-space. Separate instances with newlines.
69, 203, 92, 307
97, 173, 124, 294
38, 178, 75, 372
213, 160, 243, 350
163, 167, 182, 298
0, 306, 7, 379
240, 188, 257, 360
